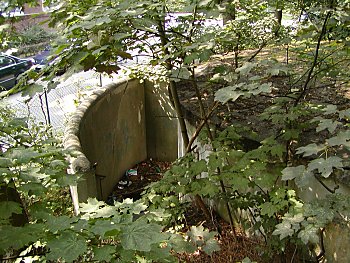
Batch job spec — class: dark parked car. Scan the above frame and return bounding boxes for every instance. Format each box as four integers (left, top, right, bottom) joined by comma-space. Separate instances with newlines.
0, 54, 33, 90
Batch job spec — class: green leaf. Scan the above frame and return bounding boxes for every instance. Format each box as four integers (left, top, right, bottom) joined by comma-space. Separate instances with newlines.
272, 221, 294, 240
308, 156, 343, 178
266, 64, 289, 76
93, 245, 116, 262
339, 109, 350, 119
188, 225, 218, 253
47, 231, 88, 263
54, 173, 79, 186
46, 215, 77, 233
18, 182, 48, 196
0, 157, 13, 167
260, 202, 277, 217
7, 147, 40, 163
129, 201, 148, 215
327, 131, 350, 147
190, 159, 208, 175
202, 238, 220, 255
315, 118, 340, 133
168, 234, 196, 253
0, 224, 43, 252
235, 62, 257, 75
296, 143, 325, 157
298, 225, 319, 244
120, 218, 164, 252
241, 257, 257, 263
322, 104, 338, 115
0, 201, 22, 219
281, 165, 306, 181
269, 144, 285, 159
20, 84, 44, 97
214, 84, 243, 104
79, 198, 105, 213
90, 219, 120, 237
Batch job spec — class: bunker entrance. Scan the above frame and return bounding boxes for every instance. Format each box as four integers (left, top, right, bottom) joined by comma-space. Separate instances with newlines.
106, 159, 171, 204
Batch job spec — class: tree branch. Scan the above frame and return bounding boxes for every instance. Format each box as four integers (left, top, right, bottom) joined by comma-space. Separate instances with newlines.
294, 11, 332, 106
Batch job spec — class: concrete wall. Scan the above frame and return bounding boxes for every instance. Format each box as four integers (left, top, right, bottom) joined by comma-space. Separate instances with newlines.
144, 81, 178, 161
79, 79, 147, 200
64, 78, 178, 209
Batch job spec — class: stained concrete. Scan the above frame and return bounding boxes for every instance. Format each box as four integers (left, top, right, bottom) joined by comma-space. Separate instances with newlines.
64, 78, 178, 210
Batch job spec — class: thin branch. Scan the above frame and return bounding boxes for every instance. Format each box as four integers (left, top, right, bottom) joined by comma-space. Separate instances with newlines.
294, 11, 332, 106
247, 41, 268, 62
186, 101, 219, 154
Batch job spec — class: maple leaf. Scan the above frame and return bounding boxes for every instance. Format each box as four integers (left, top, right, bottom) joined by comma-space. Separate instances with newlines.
47, 231, 88, 263
308, 156, 343, 178
120, 218, 164, 252
296, 143, 325, 157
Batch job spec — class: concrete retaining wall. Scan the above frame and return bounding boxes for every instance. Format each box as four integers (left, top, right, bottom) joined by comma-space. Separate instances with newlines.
64, 78, 177, 212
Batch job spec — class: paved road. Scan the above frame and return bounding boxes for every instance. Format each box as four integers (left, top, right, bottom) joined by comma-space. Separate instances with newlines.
4, 70, 118, 133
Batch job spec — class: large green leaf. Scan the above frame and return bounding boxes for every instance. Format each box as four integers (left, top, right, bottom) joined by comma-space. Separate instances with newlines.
93, 245, 116, 262
308, 156, 343, 178
0, 224, 43, 252
281, 165, 306, 181
272, 221, 294, 240
298, 225, 319, 244
0, 157, 12, 167
47, 231, 88, 262
327, 131, 350, 147
296, 143, 325, 157
314, 118, 340, 133
90, 219, 121, 237
260, 202, 278, 217
235, 62, 257, 75
120, 218, 164, 252
0, 201, 22, 219
46, 215, 77, 233
170, 68, 191, 82
214, 84, 243, 104
79, 198, 106, 213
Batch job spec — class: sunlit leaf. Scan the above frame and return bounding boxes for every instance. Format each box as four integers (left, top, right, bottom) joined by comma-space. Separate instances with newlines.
272, 221, 294, 240
298, 225, 319, 244
214, 85, 243, 103
235, 62, 257, 75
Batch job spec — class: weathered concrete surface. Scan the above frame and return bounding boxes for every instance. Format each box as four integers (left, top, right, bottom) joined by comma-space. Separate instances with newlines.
144, 81, 178, 161
78, 79, 147, 200
64, 78, 178, 209
323, 221, 350, 263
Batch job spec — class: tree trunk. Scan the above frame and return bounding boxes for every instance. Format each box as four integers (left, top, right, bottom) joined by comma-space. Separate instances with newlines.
156, 15, 190, 149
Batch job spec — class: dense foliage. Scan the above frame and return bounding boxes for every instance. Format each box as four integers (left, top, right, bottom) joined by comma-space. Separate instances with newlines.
1, 0, 350, 262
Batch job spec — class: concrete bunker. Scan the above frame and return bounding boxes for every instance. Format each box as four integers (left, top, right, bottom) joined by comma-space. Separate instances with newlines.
64, 78, 179, 212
